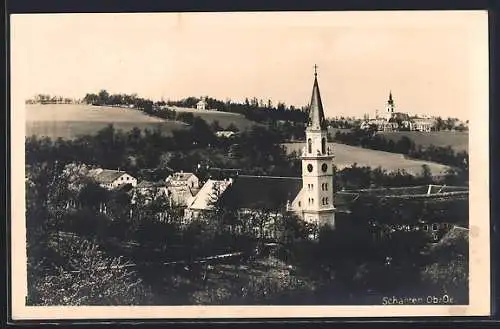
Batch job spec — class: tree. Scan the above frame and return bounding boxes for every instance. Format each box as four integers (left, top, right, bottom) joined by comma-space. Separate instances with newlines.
421, 227, 469, 302
83, 93, 99, 105
435, 117, 444, 131
97, 89, 110, 105
210, 120, 222, 132
226, 123, 239, 132
28, 237, 155, 306
420, 164, 433, 184
177, 112, 195, 125
191, 117, 216, 147
78, 182, 109, 211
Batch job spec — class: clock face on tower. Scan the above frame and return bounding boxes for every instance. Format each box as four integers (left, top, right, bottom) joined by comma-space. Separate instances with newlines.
322, 163, 328, 172
307, 164, 313, 172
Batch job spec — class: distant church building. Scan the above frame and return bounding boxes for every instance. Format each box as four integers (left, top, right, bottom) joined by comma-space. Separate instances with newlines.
385, 91, 395, 121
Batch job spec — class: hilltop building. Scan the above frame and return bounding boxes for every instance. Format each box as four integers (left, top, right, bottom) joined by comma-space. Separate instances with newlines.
385, 91, 395, 121
361, 92, 436, 132
196, 97, 208, 110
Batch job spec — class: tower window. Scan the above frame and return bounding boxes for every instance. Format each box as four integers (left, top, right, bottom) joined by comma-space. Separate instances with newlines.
321, 138, 326, 154
326, 197, 329, 204
307, 138, 312, 154
298, 201, 301, 207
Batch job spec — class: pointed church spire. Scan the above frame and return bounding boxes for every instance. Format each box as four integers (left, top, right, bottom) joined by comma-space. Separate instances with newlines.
388, 90, 394, 105
307, 65, 327, 130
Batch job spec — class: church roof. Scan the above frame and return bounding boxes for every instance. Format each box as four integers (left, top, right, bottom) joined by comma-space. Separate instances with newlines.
219, 175, 303, 210
388, 91, 394, 105
307, 70, 327, 131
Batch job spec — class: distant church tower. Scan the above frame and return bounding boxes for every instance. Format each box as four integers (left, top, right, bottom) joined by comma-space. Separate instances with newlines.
385, 91, 395, 121
300, 66, 336, 227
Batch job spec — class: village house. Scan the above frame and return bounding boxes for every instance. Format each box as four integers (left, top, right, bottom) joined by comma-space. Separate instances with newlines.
87, 168, 137, 190
133, 180, 168, 204
215, 130, 237, 138
412, 118, 435, 132
184, 178, 234, 221
166, 172, 201, 206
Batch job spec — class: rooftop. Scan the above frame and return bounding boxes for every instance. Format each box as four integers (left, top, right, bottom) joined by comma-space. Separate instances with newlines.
220, 175, 303, 210
169, 172, 195, 181
307, 69, 327, 131
136, 180, 166, 189
187, 179, 233, 210
88, 169, 131, 184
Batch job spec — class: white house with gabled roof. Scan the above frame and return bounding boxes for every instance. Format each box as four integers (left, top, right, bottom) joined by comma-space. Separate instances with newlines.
87, 168, 137, 190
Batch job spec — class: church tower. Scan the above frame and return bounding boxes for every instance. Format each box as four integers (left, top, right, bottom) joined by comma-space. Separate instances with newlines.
385, 91, 395, 121
300, 66, 336, 228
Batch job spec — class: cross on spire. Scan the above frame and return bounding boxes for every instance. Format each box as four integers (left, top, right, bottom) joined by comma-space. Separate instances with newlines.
308, 65, 326, 130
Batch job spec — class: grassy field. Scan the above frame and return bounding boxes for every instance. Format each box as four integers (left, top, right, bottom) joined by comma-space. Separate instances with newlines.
170, 106, 257, 130
376, 131, 468, 153
25, 104, 256, 140
282, 142, 451, 177
327, 128, 468, 153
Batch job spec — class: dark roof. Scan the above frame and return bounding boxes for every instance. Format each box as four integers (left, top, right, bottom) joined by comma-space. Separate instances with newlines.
335, 192, 360, 209
220, 175, 302, 210
307, 73, 327, 130
136, 180, 165, 189
117, 183, 134, 193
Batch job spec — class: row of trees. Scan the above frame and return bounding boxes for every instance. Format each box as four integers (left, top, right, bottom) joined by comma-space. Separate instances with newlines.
26, 122, 465, 193
26, 121, 305, 182
434, 117, 468, 132
26, 94, 78, 105
82, 90, 309, 125
167, 96, 309, 124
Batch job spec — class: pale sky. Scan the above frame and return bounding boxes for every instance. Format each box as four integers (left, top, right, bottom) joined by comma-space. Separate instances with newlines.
11, 11, 488, 119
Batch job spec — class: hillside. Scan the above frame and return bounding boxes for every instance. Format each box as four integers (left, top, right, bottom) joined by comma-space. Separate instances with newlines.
25, 104, 255, 140
377, 131, 468, 153
281, 142, 451, 177
168, 106, 257, 130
